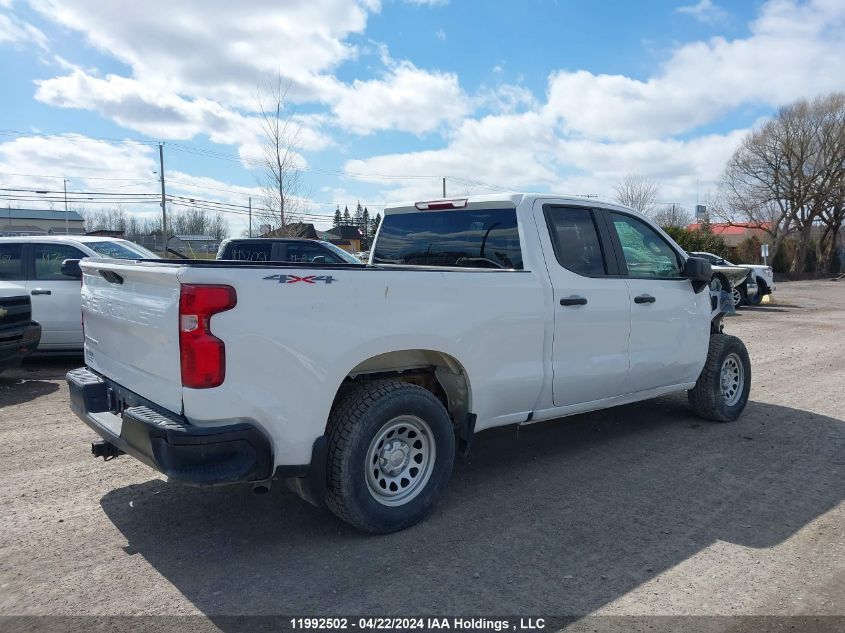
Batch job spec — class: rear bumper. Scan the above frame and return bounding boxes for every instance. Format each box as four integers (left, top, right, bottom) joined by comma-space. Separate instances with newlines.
66, 366, 273, 485
0, 322, 41, 371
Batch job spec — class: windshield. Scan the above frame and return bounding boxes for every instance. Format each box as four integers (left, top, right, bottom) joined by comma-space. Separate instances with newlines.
86, 240, 159, 259
320, 241, 362, 264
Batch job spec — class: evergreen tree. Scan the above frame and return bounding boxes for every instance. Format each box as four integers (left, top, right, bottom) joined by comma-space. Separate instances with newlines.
353, 201, 364, 233
343, 205, 351, 225
332, 206, 342, 227
370, 213, 381, 239
361, 207, 370, 248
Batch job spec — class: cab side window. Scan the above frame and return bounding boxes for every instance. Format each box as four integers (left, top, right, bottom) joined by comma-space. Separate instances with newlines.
33, 244, 87, 280
0, 243, 24, 280
544, 207, 606, 276
609, 213, 682, 278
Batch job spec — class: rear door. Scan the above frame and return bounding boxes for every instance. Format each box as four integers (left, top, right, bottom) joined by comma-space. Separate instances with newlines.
602, 210, 709, 392
535, 202, 631, 406
25, 242, 86, 349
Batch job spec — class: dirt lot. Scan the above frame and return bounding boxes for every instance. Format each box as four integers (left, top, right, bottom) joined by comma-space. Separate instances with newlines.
0, 280, 843, 619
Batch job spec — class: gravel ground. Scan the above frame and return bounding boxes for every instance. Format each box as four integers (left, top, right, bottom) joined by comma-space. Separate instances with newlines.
0, 280, 843, 619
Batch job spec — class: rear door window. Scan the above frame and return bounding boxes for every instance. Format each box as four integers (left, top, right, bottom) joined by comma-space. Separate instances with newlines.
372, 209, 522, 269
0, 243, 24, 280
225, 242, 272, 261
544, 207, 607, 276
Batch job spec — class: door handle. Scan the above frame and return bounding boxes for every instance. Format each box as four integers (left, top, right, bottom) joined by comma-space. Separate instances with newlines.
634, 294, 656, 304
560, 296, 587, 306
31, 289, 52, 296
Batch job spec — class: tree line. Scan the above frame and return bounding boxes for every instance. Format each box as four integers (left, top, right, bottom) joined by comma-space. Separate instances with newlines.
613, 92, 845, 276
333, 201, 381, 249
81, 206, 229, 243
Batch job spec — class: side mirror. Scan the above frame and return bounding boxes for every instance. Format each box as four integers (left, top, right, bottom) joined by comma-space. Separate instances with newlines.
682, 256, 712, 293
61, 259, 82, 279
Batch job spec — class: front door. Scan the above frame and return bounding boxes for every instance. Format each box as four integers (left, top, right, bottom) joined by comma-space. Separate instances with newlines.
537, 202, 631, 407
25, 242, 86, 349
603, 211, 710, 392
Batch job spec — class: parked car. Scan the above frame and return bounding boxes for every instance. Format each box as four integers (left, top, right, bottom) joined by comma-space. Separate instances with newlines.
216, 238, 362, 264
689, 251, 774, 306
685, 252, 757, 309
67, 194, 750, 533
0, 282, 41, 372
0, 236, 158, 352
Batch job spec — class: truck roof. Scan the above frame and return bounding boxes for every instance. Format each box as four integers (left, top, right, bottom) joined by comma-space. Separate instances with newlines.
383, 192, 635, 215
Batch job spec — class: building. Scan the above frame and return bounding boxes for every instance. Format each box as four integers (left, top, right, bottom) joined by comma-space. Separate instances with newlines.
323, 225, 364, 252
686, 222, 771, 247
0, 208, 85, 236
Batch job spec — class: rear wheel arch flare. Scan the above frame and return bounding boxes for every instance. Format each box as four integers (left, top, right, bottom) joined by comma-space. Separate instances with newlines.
331, 349, 472, 430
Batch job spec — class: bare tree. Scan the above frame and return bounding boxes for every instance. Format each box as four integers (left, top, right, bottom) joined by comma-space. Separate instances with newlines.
256, 74, 306, 234
613, 174, 660, 215
716, 93, 845, 273
651, 204, 693, 228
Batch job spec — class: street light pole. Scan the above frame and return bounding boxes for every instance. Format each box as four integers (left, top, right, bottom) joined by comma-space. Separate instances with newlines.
64, 178, 69, 235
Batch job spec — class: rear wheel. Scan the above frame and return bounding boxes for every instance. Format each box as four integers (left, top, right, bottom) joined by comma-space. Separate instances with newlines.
747, 279, 765, 305
325, 380, 455, 533
688, 333, 751, 422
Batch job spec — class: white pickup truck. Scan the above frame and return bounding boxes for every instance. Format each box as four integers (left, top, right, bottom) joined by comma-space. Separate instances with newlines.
67, 193, 751, 533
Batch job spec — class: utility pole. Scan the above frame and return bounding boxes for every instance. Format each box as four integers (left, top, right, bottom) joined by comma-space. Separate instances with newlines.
248, 196, 252, 238
63, 178, 69, 235
442, 177, 446, 198
158, 143, 167, 255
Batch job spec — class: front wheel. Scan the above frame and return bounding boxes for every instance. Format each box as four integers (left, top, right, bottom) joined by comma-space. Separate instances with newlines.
688, 333, 751, 422
732, 285, 746, 308
325, 380, 455, 533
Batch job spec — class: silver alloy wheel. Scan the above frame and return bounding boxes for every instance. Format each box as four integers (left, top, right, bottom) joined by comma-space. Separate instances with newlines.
732, 287, 742, 307
720, 352, 744, 406
365, 415, 436, 507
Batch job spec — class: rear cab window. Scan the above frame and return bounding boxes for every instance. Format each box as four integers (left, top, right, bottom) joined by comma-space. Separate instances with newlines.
0, 243, 24, 280
372, 208, 523, 269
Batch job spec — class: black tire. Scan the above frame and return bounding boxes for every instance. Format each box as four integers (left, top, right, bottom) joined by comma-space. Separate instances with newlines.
325, 380, 455, 533
733, 284, 746, 308
688, 333, 751, 422
747, 279, 765, 305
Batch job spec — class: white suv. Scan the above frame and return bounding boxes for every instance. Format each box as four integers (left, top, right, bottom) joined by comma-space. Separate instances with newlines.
0, 236, 157, 352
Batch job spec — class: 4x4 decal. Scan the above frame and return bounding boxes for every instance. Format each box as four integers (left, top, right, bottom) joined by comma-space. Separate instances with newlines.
263, 274, 335, 284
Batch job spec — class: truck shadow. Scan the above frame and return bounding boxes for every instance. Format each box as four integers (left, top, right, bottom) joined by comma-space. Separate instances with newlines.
99, 397, 844, 617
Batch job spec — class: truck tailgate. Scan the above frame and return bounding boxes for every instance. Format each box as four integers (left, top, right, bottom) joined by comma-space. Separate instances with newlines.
80, 260, 183, 413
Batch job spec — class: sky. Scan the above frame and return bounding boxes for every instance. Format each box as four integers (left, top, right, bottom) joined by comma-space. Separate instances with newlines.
1, 0, 844, 234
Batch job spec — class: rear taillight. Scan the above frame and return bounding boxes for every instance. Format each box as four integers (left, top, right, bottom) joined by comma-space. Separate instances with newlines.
179, 284, 237, 389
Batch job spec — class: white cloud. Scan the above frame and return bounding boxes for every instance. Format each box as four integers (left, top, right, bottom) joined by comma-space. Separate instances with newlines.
545, 0, 845, 140
330, 61, 470, 134
403, 0, 449, 6
29, 0, 375, 107
675, 0, 728, 24
435, 27, 446, 40
34, 70, 334, 154
0, 10, 48, 49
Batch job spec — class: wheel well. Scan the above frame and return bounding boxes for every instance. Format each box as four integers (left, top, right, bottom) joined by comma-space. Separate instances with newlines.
714, 273, 731, 289
756, 276, 769, 292
331, 350, 470, 428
